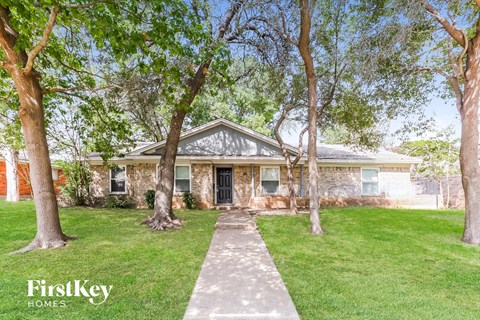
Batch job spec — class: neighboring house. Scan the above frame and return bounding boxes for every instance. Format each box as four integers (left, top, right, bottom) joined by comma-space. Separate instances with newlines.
0, 156, 66, 197
87, 119, 422, 209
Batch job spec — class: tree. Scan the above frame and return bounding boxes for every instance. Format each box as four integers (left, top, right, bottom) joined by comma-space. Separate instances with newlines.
143, 1, 247, 230
0, 1, 177, 251
392, 0, 480, 243
188, 59, 277, 135
274, 105, 307, 214
48, 103, 93, 206
0, 4, 75, 252
230, 0, 431, 231
295, 0, 324, 234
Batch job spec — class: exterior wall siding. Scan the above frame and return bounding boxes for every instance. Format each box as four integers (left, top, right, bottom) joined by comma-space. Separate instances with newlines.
154, 125, 284, 157
0, 161, 65, 196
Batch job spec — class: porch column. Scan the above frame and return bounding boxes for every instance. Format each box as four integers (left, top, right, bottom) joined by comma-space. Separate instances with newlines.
300, 164, 305, 197
251, 164, 254, 201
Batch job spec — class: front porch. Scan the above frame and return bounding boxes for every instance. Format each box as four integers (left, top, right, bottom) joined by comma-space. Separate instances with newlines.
172, 162, 307, 210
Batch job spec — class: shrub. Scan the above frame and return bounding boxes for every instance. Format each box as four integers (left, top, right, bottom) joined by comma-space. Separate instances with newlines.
104, 196, 133, 209
144, 190, 155, 209
182, 192, 197, 209
57, 160, 91, 206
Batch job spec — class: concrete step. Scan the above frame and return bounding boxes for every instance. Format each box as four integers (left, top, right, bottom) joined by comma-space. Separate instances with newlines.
215, 210, 257, 230
213, 205, 250, 211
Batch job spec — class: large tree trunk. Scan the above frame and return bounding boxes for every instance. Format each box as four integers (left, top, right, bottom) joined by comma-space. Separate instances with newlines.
5, 148, 19, 202
144, 63, 210, 230
286, 165, 298, 214
11, 71, 73, 253
0, 6, 72, 253
459, 46, 480, 244
143, 109, 186, 230
298, 0, 324, 235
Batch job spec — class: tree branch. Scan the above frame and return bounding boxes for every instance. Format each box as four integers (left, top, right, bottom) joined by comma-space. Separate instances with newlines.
292, 126, 307, 166
281, 11, 298, 47
23, 5, 59, 74
448, 76, 464, 113
63, 1, 100, 9
457, 30, 468, 79
414, 64, 463, 113
42, 84, 119, 95
217, 0, 244, 39
419, 0, 466, 47
414, 66, 450, 79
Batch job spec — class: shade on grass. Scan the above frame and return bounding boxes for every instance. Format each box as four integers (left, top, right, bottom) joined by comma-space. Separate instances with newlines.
257, 207, 480, 320
0, 200, 217, 320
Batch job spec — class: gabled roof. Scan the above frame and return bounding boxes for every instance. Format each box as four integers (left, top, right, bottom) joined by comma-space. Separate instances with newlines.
133, 118, 298, 155
86, 119, 420, 165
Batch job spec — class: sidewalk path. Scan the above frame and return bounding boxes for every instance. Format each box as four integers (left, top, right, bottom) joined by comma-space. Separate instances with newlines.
183, 211, 300, 320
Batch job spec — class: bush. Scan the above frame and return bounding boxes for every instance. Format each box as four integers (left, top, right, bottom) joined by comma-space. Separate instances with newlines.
57, 160, 91, 206
144, 190, 155, 209
104, 196, 133, 209
182, 192, 197, 209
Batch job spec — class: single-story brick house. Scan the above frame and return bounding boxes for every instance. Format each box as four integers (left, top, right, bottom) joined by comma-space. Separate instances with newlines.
87, 119, 421, 209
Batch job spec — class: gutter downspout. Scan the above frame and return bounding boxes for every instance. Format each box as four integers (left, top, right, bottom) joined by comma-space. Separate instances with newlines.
300, 164, 305, 197
251, 164, 254, 206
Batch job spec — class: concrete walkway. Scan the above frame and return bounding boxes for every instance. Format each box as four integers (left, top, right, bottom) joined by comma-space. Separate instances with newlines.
183, 211, 300, 320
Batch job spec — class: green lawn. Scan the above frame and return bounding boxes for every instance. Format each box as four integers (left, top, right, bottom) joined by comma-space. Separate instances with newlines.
257, 207, 480, 320
0, 200, 218, 320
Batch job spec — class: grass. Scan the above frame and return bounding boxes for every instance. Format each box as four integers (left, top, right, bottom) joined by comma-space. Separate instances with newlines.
257, 207, 480, 320
0, 200, 218, 320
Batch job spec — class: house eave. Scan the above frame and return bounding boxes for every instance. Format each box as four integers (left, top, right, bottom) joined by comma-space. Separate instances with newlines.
87, 154, 418, 166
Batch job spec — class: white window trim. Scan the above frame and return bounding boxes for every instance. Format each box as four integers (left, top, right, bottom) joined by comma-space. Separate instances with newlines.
361, 167, 380, 196
109, 165, 127, 194
260, 166, 280, 195
174, 164, 192, 194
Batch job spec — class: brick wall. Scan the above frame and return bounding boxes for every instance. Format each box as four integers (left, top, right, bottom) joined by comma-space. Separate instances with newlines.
233, 165, 252, 207
88, 162, 414, 209
191, 163, 214, 209
318, 166, 361, 197
90, 165, 110, 199
127, 163, 156, 205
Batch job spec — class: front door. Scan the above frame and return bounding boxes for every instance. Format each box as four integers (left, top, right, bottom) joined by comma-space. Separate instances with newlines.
216, 167, 233, 204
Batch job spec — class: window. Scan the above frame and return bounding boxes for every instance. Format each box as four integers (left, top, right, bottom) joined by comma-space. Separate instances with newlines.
175, 165, 191, 193
362, 168, 379, 196
261, 167, 280, 195
110, 165, 126, 194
